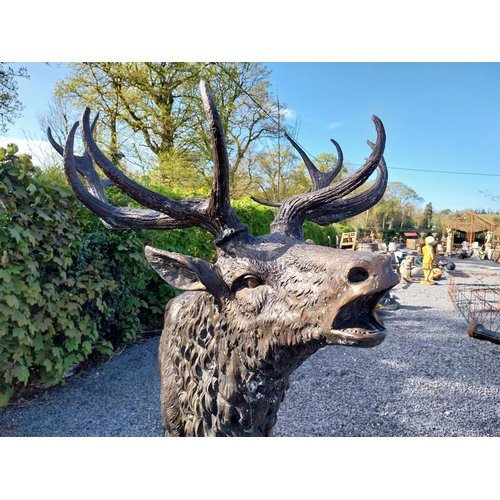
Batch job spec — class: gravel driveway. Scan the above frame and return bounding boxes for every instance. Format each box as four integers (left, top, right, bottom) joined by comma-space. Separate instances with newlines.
1, 257, 500, 437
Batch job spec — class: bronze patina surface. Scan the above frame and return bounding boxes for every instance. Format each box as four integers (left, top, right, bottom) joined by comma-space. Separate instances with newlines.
51, 81, 399, 436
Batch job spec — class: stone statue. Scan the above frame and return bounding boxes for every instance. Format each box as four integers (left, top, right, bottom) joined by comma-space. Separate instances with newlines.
400, 255, 423, 283
418, 232, 427, 255
421, 235, 436, 285
461, 240, 470, 258
485, 231, 494, 259
445, 226, 453, 255
50, 81, 399, 437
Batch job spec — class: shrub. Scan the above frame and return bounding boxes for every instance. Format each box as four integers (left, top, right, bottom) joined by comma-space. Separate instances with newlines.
36, 167, 196, 331
73, 230, 150, 344
0, 145, 116, 405
233, 197, 275, 236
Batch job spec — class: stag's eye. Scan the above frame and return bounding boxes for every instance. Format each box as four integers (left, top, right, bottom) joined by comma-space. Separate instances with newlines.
233, 274, 263, 291
245, 277, 261, 289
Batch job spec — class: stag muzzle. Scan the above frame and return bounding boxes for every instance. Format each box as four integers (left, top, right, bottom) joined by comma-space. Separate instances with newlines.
327, 252, 399, 347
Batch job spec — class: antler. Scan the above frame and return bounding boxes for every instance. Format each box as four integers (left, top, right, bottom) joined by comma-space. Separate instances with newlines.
286, 132, 344, 190
259, 117, 386, 239
48, 114, 112, 205
57, 81, 249, 244
306, 140, 388, 226
250, 133, 345, 209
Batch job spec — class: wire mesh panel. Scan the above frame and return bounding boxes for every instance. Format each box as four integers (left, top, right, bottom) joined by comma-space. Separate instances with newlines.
451, 283, 500, 332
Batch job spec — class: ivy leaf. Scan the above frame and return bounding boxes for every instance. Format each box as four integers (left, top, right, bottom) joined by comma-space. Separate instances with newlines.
12, 364, 30, 383
12, 327, 27, 339
0, 268, 12, 282
36, 210, 53, 221
42, 358, 53, 372
5, 295, 20, 308
32, 334, 45, 351
7, 226, 21, 243
0, 388, 14, 407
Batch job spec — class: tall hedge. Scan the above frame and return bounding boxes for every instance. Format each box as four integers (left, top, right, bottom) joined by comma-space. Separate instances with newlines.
0, 146, 109, 404
0, 147, 167, 405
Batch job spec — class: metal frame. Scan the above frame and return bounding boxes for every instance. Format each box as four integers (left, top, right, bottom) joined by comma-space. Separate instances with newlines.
449, 279, 500, 332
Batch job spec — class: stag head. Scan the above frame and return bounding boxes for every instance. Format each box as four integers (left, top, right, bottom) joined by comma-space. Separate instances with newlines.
51, 81, 399, 436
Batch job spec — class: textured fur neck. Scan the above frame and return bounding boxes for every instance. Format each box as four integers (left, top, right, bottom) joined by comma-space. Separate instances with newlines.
159, 292, 322, 437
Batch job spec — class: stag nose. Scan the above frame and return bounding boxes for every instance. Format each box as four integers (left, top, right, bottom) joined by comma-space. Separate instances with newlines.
347, 267, 370, 283
343, 253, 398, 288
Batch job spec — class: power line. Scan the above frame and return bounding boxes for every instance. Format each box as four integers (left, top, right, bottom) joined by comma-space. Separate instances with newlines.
363, 166, 500, 177
392, 167, 500, 177
213, 65, 500, 180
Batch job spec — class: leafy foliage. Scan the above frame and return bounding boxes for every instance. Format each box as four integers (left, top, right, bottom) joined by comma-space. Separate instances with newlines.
0, 64, 29, 134
0, 149, 168, 406
50, 62, 283, 196
233, 197, 274, 235
73, 230, 149, 344
0, 145, 112, 405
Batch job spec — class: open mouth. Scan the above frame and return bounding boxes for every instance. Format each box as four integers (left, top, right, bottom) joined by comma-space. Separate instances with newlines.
328, 290, 390, 347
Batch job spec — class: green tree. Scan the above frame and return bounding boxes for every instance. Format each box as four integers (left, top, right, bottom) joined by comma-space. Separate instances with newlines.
433, 208, 453, 233
380, 182, 423, 229
250, 143, 299, 202
0, 64, 29, 134
346, 180, 423, 232
49, 62, 282, 192
422, 202, 434, 229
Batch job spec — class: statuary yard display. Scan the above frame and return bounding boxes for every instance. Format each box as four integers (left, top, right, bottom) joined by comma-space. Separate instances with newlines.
51, 80, 399, 437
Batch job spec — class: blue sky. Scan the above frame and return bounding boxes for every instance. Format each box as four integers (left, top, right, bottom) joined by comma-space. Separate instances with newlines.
2, 62, 500, 213
265, 63, 500, 213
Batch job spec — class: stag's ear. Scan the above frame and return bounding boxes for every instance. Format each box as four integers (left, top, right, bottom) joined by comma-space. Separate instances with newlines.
145, 246, 230, 298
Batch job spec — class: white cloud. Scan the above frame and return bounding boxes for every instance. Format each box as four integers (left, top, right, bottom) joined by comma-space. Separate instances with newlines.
282, 108, 297, 120
327, 122, 342, 130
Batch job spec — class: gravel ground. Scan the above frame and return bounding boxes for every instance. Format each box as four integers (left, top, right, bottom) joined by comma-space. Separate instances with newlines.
2, 256, 500, 437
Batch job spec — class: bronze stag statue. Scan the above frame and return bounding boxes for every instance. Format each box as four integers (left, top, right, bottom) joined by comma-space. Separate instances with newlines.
49, 81, 399, 436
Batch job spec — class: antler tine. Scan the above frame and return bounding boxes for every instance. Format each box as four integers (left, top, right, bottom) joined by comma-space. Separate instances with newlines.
63, 121, 203, 230
271, 116, 386, 239
307, 147, 388, 226
47, 127, 63, 156
250, 133, 344, 209
199, 80, 248, 243
80, 107, 188, 216
250, 195, 281, 208
48, 113, 111, 203
285, 132, 344, 190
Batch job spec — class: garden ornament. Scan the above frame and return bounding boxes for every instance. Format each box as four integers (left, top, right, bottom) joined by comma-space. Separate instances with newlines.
50, 80, 399, 436
421, 235, 436, 285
